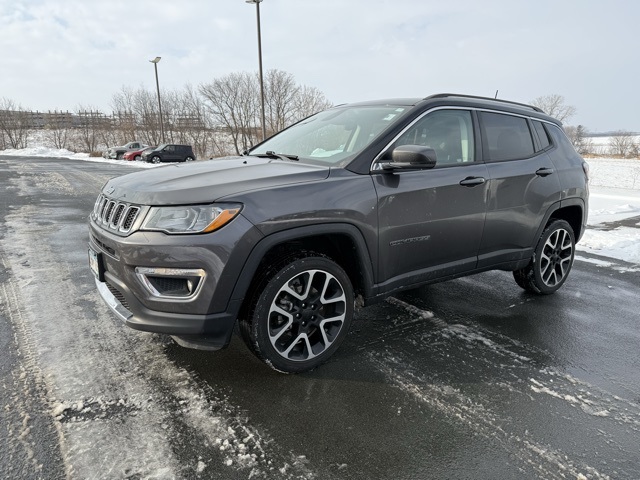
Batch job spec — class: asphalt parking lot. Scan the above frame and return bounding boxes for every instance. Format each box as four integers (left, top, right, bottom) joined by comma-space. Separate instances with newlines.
1, 155, 639, 479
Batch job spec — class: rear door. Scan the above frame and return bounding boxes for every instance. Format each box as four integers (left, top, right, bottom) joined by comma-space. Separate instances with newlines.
374, 109, 489, 287
476, 111, 562, 268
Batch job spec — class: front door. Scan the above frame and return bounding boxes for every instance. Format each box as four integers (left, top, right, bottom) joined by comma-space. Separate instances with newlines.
373, 109, 488, 288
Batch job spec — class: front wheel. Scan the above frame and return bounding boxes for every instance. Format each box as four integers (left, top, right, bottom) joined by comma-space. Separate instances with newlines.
239, 254, 354, 373
513, 219, 575, 294
134, 155, 141, 161
151, 156, 161, 164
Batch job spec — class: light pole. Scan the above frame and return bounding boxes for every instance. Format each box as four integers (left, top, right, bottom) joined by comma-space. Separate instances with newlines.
246, 0, 267, 141
149, 56, 165, 144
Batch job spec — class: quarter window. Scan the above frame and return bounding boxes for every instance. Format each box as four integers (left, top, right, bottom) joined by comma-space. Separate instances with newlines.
532, 121, 551, 151
480, 112, 535, 161
390, 109, 475, 165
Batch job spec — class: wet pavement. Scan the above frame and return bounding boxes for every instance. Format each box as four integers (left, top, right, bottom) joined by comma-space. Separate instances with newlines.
1, 155, 639, 479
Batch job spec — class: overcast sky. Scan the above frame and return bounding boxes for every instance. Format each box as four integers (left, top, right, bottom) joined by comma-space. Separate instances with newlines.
1, 0, 639, 132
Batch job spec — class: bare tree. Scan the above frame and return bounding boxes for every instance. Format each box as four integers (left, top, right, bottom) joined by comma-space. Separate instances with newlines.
174, 84, 215, 159
110, 86, 136, 146
72, 105, 107, 153
111, 85, 165, 146
264, 71, 333, 134
564, 125, 592, 155
264, 69, 299, 135
293, 85, 332, 121
609, 131, 636, 158
199, 72, 260, 155
43, 110, 74, 149
531, 94, 576, 123
0, 70, 332, 158
0, 98, 31, 149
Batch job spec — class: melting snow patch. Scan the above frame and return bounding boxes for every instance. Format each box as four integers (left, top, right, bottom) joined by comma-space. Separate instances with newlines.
574, 255, 614, 268
578, 227, 640, 264
530, 379, 612, 418
386, 297, 435, 320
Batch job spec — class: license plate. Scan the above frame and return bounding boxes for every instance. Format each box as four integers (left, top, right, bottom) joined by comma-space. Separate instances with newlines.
88, 247, 104, 281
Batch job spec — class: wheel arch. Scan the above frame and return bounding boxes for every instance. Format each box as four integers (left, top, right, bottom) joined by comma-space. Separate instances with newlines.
548, 198, 585, 241
534, 199, 585, 244
231, 224, 375, 318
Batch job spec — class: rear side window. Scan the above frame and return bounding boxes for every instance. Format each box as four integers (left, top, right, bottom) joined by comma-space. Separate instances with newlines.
547, 124, 581, 159
480, 112, 535, 161
532, 121, 551, 151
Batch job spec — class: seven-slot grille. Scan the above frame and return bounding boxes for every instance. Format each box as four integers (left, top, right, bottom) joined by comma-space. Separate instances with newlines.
93, 194, 141, 234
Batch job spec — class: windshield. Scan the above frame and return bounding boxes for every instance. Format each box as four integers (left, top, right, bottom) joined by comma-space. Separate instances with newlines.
250, 105, 409, 166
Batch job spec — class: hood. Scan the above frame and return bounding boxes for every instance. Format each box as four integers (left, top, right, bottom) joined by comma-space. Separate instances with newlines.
103, 156, 331, 205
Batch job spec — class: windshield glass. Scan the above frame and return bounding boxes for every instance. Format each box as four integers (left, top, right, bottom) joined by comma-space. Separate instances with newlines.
250, 105, 409, 166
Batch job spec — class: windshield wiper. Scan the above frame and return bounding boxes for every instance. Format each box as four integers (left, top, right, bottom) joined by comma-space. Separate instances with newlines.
254, 151, 299, 161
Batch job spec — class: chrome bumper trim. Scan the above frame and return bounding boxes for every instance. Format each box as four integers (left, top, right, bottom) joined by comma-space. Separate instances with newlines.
95, 278, 133, 322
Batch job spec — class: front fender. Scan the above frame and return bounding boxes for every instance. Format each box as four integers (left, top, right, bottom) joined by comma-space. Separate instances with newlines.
228, 223, 376, 310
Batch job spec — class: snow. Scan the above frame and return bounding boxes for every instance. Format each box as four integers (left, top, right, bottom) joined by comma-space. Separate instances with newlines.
581, 158, 640, 265
1, 147, 639, 265
0, 146, 159, 168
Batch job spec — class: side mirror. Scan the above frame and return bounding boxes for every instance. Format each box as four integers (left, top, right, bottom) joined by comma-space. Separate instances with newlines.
381, 145, 437, 171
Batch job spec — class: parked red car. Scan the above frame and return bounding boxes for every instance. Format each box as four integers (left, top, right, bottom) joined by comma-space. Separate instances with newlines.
123, 146, 155, 161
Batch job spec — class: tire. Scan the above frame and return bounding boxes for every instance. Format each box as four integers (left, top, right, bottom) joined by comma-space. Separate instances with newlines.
134, 155, 141, 161
513, 219, 575, 295
116, 153, 124, 160
151, 156, 162, 164
185, 156, 194, 162
239, 253, 354, 373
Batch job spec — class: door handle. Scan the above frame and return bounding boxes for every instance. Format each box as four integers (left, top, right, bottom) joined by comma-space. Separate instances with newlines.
536, 167, 554, 177
459, 176, 486, 187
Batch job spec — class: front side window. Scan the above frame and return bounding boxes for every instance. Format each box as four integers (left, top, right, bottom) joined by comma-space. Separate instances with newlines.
250, 105, 409, 166
480, 112, 535, 162
386, 109, 475, 165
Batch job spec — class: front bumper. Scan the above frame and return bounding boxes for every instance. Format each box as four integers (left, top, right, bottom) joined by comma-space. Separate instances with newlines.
89, 213, 263, 349
95, 277, 237, 350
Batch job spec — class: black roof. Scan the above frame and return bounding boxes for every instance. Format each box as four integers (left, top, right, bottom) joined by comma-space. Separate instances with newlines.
337, 93, 559, 124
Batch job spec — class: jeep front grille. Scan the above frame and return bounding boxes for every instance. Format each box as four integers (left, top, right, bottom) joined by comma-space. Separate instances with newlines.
93, 194, 142, 234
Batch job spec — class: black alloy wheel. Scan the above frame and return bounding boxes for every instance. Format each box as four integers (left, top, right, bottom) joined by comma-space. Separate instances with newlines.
240, 253, 354, 373
513, 219, 575, 294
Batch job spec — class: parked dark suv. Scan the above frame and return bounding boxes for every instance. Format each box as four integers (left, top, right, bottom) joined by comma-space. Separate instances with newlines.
88, 94, 589, 373
141, 144, 195, 163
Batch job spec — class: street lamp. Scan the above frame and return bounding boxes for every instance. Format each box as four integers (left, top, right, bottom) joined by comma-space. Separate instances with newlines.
246, 0, 267, 141
149, 56, 165, 143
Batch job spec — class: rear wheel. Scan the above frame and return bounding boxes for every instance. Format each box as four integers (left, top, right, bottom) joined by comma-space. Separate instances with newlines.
185, 156, 194, 162
513, 219, 575, 294
239, 254, 354, 373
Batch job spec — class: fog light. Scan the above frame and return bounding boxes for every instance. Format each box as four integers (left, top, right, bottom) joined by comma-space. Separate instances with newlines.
135, 267, 206, 300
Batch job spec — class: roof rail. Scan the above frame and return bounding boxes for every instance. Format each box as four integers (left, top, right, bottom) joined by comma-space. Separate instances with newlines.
424, 93, 545, 114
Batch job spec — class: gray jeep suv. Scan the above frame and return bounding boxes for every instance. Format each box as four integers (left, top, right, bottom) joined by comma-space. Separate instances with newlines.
88, 94, 589, 373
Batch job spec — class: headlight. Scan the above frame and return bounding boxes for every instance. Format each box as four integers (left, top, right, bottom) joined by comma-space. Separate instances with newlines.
141, 204, 242, 234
